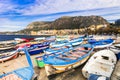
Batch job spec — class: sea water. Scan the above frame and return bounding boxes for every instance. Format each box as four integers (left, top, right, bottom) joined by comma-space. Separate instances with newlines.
0, 34, 49, 41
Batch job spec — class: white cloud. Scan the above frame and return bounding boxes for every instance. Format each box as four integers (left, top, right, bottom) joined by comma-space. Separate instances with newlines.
31, 5, 120, 22
0, 1, 16, 13
0, 18, 26, 32
0, 0, 120, 32
20, 0, 120, 15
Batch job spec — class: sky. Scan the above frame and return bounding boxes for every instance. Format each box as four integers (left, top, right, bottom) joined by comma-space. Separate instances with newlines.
0, 0, 120, 32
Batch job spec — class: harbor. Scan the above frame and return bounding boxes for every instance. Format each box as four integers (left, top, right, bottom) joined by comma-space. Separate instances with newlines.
0, 35, 120, 80
1, 0, 120, 80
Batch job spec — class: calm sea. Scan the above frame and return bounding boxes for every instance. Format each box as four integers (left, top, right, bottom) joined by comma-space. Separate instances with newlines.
0, 34, 49, 41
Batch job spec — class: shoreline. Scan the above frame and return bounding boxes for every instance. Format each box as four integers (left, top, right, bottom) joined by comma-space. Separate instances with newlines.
0, 35, 120, 80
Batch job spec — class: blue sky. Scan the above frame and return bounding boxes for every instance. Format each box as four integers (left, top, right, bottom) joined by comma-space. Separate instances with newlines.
0, 0, 120, 32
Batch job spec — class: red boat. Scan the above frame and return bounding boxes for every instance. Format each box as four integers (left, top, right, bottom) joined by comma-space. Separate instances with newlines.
21, 38, 34, 42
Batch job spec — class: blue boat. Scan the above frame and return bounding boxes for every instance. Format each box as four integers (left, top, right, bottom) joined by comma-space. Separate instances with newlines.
88, 38, 115, 48
0, 47, 37, 80
35, 42, 73, 68
45, 36, 56, 42
28, 41, 50, 55
45, 43, 73, 54
50, 40, 68, 48
69, 37, 83, 46
43, 44, 94, 76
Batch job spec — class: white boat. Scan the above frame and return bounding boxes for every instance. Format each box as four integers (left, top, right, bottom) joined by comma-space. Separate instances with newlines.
0, 49, 19, 62
45, 43, 73, 54
50, 40, 68, 48
56, 35, 68, 41
0, 41, 16, 50
34, 37, 45, 41
82, 50, 117, 80
69, 37, 83, 46
109, 44, 120, 54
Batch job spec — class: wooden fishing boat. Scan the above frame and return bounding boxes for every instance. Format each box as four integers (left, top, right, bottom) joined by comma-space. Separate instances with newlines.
109, 44, 120, 60
43, 44, 94, 76
16, 41, 51, 55
0, 41, 17, 50
56, 35, 68, 41
28, 46, 49, 55
88, 38, 115, 48
34, 37, 45, 41
45, 36, 56, 42
35, 43, 73, 68
81, 35, 93, 40
82, 49, 117, 80
50, 40, 68, 48
109, 44, 120, 54
0, 49, 19, 62
28, 41, 50, 55
45, 43, 72, 54
69, 37, 83, 46
35, 55, 44, 68
0, 47, 37, 80
35, 51, 64, 68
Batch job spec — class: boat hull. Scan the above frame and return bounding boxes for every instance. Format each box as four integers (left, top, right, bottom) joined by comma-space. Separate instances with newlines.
94, 42, 113, 48
82, 50, 117, 79
45, 55, 89, 76
29, 46, 49, 55
71, 41, 83, 46
0, 52, 18, 62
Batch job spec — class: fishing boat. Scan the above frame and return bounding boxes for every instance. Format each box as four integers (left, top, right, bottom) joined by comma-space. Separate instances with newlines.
28, 46, 49, 55
50, 40, 68, 48
28, 41, 50, 55
0, 47, 37, 80
34, 37, 46, 42
82, 50, 117, 80
56, 35, 68, 41
35, 43, 73, 68
21, 38, 34, 42
35, 51, 64, 68
16, 41, 51, 55
45, 43, 72, 54
0, 41, 17, 50
88, 38, 115, 48
35, 55, 44, 68
45, 36, 56, 42
0, 49, 19, 62
109, 44, 120, 54
43, 44, 94, 76
109, 44, 120, 60
69, 37, 83, 46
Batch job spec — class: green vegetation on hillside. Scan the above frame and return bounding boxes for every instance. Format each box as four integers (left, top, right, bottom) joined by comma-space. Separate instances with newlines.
16, 16, 120, 35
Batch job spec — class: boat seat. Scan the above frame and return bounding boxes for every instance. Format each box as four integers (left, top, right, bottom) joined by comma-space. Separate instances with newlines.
69, 51, 86, 57
56, 54, 78, 61
55, 57, 71, 62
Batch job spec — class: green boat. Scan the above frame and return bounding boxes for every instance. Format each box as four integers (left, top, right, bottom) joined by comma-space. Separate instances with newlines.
35, 56, 45, 68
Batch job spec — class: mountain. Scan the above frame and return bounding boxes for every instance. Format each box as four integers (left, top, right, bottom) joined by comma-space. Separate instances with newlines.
26, 16, 109, 31
26, 21, 52, 29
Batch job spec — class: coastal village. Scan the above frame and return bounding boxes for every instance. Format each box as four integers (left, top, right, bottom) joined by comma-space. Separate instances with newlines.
1, 0, 120, 80
1, 15, 120, 80
30, 24, 107, 35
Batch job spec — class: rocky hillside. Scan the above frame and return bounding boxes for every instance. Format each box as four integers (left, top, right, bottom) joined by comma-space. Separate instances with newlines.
26, 21, 51, 29
26, 16, 109, 31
